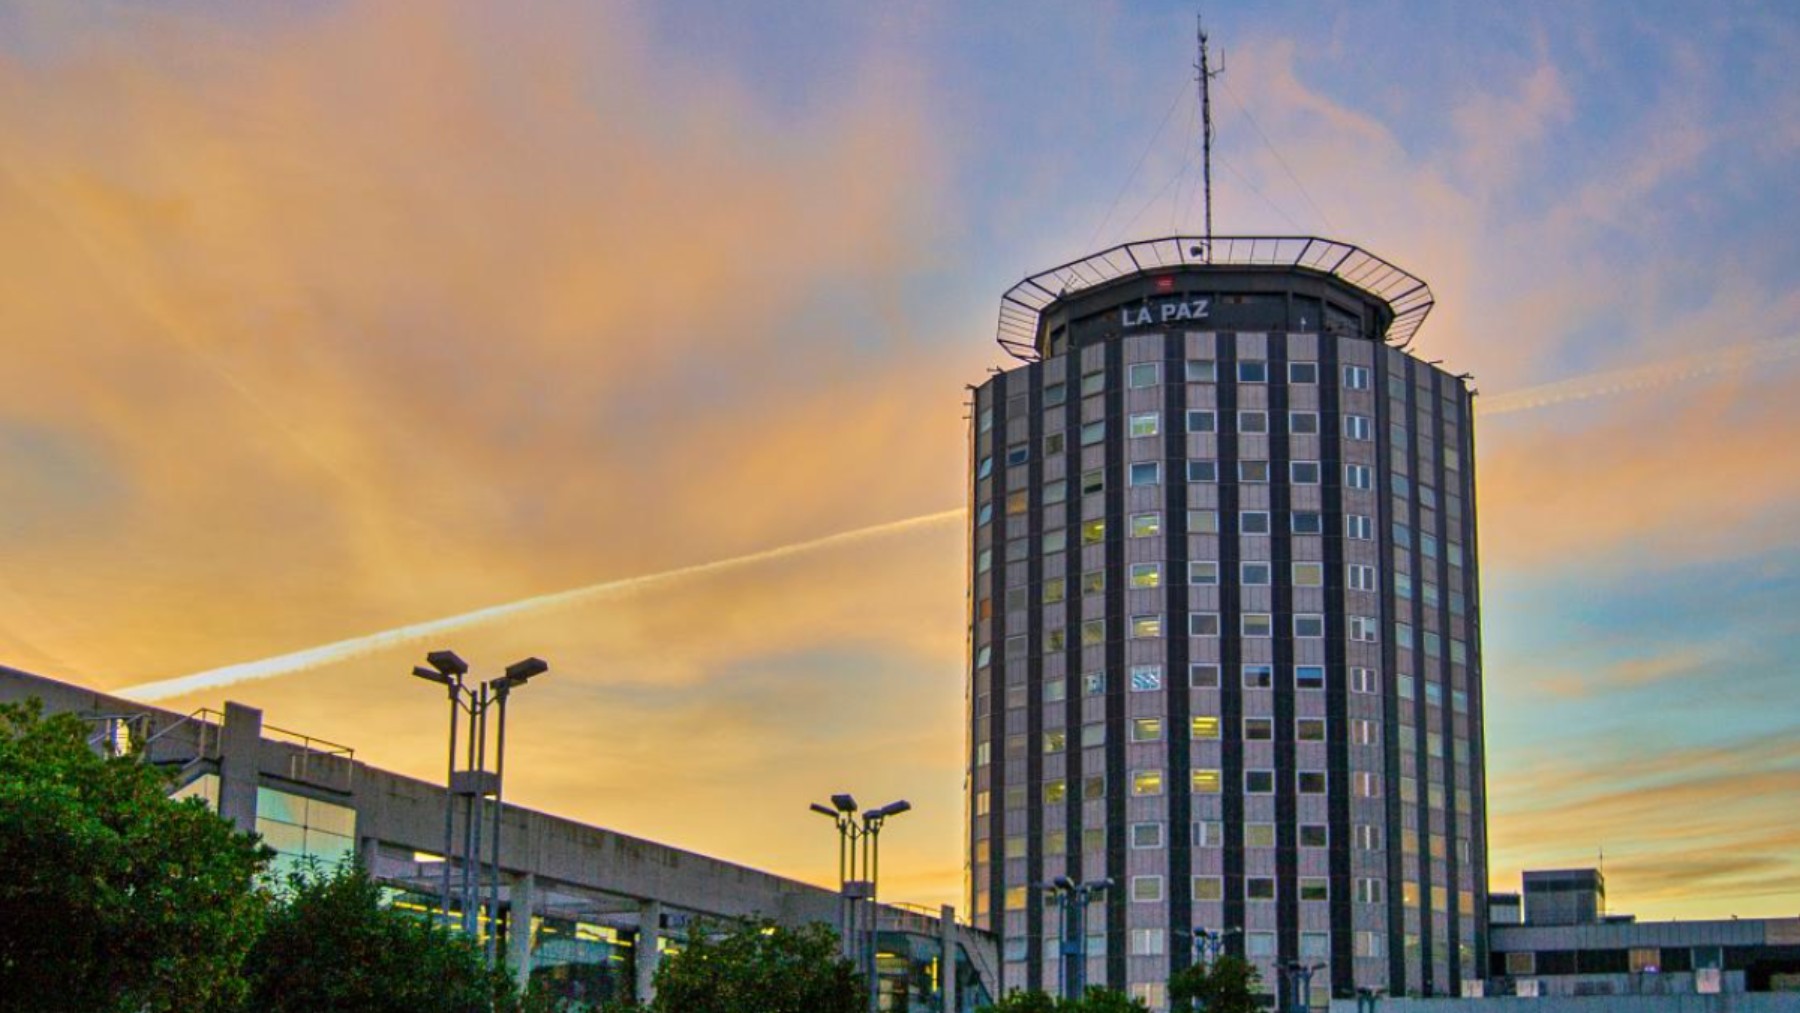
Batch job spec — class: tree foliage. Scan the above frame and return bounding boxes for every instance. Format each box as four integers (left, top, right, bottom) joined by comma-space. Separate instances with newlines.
981, 987, 1151, 1012
242, 863, 517, 1013
1168, 954, 1264, 1013
646, 918, 862, 1013
0, 700, 269, 1013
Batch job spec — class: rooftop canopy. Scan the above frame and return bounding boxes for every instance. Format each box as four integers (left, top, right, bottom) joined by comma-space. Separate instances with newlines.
995, 235, 1433, 362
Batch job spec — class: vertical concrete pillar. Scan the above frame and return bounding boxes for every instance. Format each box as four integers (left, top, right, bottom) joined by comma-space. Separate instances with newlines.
941, 904, 958, 1013
635, 900, 663, 1005
217, 702, 263, 835
509, 873, 536, 992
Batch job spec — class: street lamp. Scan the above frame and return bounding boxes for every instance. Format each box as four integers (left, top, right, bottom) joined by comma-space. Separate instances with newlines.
1043, 878, 1112, 999
809, 793, 910, 1013
1191, 925, 1241, 967
1284, 961, 1325, 1013
411, 650, 548, 965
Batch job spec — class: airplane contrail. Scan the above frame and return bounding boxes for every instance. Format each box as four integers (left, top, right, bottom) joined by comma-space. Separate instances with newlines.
117, 508, 966, 701
119, 335, 1800, 700
1478, 336, 1800, 416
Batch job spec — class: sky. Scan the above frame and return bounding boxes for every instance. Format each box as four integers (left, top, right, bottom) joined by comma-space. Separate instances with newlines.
2, 0, 1798, 920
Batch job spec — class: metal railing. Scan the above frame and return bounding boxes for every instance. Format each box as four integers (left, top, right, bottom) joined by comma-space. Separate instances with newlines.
263, 722, 355, 794
995, 234, 1434, 360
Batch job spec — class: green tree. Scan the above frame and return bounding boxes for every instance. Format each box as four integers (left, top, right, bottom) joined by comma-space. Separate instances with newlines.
980, 988, 1150, 1012
0, 700, 269, 1013
240, 862, 518, 1013
647, 918, 861, 1013
1168, 954, 1263, 1013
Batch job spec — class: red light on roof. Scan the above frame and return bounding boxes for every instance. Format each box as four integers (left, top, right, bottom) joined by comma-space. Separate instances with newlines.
1154, 276, 1176, 292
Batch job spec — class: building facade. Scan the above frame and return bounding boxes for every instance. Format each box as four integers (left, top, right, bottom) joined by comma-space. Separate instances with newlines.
965, 237, 1487, 1007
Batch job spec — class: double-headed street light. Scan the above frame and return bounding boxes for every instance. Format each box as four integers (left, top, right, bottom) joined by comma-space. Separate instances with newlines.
1284, 961, 1326, 1013
411, 650, 549, 964
1043, 877, 1113, 999
810, 793, 910, 1013
1190, 925, 1241, 967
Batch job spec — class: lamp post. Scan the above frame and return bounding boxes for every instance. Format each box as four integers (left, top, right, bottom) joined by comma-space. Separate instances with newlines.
811, 793, 910, 1013
1043, 877, 1112, 999
1284, 961, 1324, 1013
411, 651, 549, 964
1191, 925, 1240, 967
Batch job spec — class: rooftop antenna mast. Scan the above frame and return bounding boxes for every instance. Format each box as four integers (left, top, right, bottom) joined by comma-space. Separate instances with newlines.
1196, 13, 1224, 261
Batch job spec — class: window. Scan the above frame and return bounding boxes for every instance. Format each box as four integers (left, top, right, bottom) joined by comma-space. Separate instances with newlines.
1081, 519, 1105, 544
975, 548, 991, 574
1189, 509, 1219, 534
1354, 772, 1381, 798
1131, 717, 1163, 742
1190, 664, 1220, 688
1189, 561, 1219, 585
1131, 770, 1164, 796
1244, 823, 1276, 847
1354, 824, 1381, 850
1187, 460, 1217, 483
976, 456, 993, 479
1081, 725, 1106, 748
1081, 619, 1105, 646
1006, 444, 1029, 466
1129, 412, 1160, 438
1245, 770, 1274, 793
1129, 876, 1165, 905
1247, 932, 1278, 958
1241, 562, 1271, 585
1240, 510, 1271, 534
1006, 489, 1028, 516
1043, 480, 1068, 506
1044, 383, 1067, 406
1289, 361, 1319, 384
1044, 627, 1066, 651
1131, 822, 1164, 849
1129, 666, 1163, 691
1190, 769, 1221, 794
1345, 464, 1373, 489
1129, 461, 1161, 486
1044, 780, 1066, 803
1238, 361, 1268, 383
1295, 665, 1325, 690
1348, 563, 1377, 591
1186, 410, 1217, 433
1349, 616, 1379, 642
1083, 672, 1106, 695
976, 502, 994, 526
1293, 562, 1324, 586
1355, 878, 1384, 904
1130, 512, 1162, 537
1238, 410, 1268, 434
1080, 370, 1105, 395
1345, 414, 1372, 440
1290, 411, 1320, 435
1042, 528, 1065, 553
1191, 715, 1220, 739
1128, 562, 1161, 588
1044, 432, 1065, 456
1300, 878, 1329, 902
1300, 824, 1328, 848
1186, 359, 1217, 382
977, 407, 994, 433
1344, 365, 1370, 389
1080, 421, 1105, 446
1128, 362, 1159, 388
1082, 570, 1104, 595
1292, 511, 1322, 534
1346, 514, 1373, 539
1247, 877, 1276, 900
1351, 719, 1378, 746
974, 645, 992, 668
1394, 571, 1413, 599
1294, 614, 1325, 638
1298, 771, 1327, 794
1192, 876, 1223, 901
1242, 613, 1272, 637
1044, 678, 1065, 702
1244, 718, 1273, 741
1242, 664, 1273, 689
1188, 612, 1220, 637
1081, 469, 1105, 495
1291, 460, 1321, 484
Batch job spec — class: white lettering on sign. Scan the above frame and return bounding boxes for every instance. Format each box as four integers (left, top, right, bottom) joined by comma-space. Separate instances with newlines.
1120, 298, 1210, 328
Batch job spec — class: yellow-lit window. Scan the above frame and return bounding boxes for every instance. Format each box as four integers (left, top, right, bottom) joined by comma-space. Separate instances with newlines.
1081, 519, 1106, 544
1130, 615, 1163, 638
1131, 770, 1164, 796
1044, 780, 1067, 804
1043, 578, 1066, 604
1191, 769, 1221, 793
1043, 731, 1066, 753
1004, 886, 1027, 911
1006, 490, 1028, 515
1130, 512, 1161, 537
1191, 716, 1220, 739
1130, 718, 1162, 742
1129, 563, 1161, 588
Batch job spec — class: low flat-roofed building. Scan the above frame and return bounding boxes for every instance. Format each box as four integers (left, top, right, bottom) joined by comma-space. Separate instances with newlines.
0, 665, 998, 1011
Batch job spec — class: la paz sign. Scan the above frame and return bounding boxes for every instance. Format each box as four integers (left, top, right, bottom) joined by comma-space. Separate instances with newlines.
1119, 296, 1210, 328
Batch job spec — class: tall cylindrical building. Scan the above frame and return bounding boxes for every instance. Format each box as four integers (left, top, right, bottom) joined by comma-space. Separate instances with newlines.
965, 237, 1486, 1009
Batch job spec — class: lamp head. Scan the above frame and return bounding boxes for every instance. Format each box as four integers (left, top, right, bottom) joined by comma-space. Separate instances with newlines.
809, 803, 838, 819
412, 665, 454, 687
868, 799, 912, 820
1053, 876, 1075, 890
830, 793, 858, 813
505, 657, 549, 683
425, 650, 469, 678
